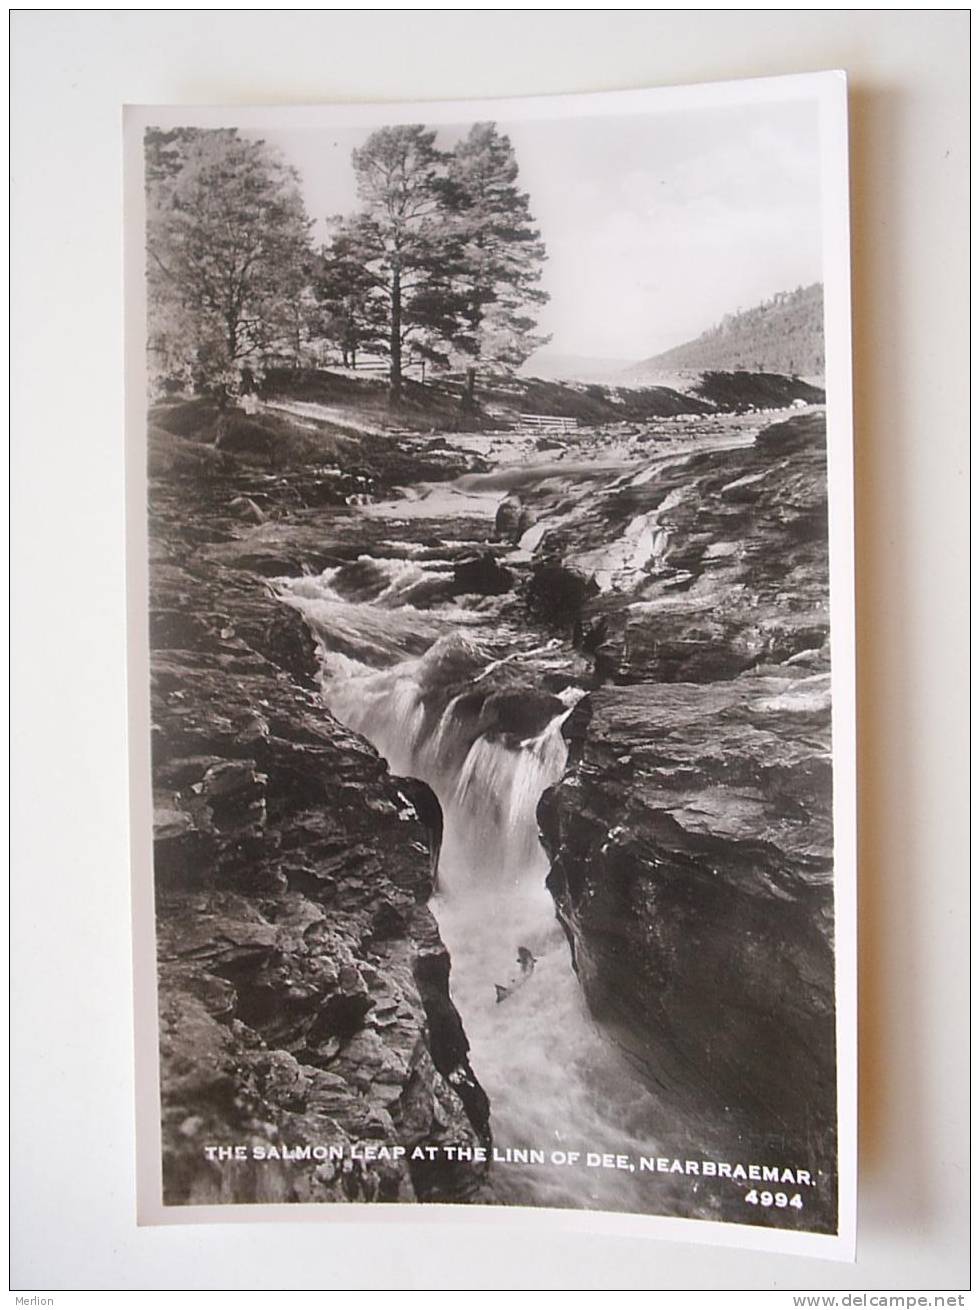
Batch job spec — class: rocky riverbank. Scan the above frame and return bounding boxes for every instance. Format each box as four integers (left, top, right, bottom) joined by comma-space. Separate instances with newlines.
149, 468, 491, 1206
524, 412, 838, 1228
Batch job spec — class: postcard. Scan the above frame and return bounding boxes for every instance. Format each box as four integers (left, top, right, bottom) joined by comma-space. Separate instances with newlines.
125, 72, 855, 1258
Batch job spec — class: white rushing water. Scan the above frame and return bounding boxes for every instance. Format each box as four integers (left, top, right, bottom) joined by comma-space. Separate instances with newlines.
281, 557, 674, 1212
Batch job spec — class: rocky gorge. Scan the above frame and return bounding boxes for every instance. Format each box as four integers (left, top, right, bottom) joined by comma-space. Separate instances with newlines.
145, 379, 837, 1231
149, 469, 491, 1206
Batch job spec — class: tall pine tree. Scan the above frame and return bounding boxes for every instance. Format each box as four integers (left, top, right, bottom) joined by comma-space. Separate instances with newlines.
441, 123, 549, 406
346, 125, 469, 404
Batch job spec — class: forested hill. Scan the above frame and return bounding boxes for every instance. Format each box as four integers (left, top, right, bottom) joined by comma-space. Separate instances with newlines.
625, 283, 825, 382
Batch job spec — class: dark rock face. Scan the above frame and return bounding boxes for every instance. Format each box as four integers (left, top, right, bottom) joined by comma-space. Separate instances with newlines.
526, 561, 598, 633
477, 688, 566, 743
452, 551, 514, 596
149, 475, 489, 1207
532, 413, 838, 1227
540, 677, 835, 1142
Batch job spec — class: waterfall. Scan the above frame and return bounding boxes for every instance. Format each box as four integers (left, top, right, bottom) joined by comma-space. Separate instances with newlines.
279, 556, 672, 1213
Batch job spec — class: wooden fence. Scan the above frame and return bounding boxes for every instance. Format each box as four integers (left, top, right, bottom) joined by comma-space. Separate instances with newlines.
515, 413, 580, 435
346, 359, 428, 381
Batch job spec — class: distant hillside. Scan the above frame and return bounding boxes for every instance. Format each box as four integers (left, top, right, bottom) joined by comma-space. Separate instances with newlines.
626, 284, 825, 382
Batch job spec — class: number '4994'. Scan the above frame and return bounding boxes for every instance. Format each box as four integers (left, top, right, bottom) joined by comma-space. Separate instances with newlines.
745, 1190, 804, 1210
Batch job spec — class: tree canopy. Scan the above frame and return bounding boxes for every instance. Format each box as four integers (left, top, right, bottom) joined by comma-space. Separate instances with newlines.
145, 121, 548, 405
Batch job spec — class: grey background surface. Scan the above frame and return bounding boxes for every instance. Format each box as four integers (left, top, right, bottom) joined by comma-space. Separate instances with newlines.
10, 9, 969, 1292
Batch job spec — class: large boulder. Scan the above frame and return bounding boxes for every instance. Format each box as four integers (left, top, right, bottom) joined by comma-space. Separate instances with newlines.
525, 560, 598, 632
452, 551, 515, 596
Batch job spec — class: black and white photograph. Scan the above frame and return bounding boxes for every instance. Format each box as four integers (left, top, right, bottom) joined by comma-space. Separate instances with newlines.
126, 75, 855, 1256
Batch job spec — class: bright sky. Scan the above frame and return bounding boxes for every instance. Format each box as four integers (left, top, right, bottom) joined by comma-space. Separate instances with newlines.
256, 99, 822, 365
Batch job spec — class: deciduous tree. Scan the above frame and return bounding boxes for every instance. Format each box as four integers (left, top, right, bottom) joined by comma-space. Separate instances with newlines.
146, 129, 312, 397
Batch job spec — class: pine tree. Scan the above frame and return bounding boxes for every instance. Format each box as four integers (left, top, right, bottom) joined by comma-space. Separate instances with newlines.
441, 123, 549, 406
347, 125, 469, 404
309, 218, 387, 368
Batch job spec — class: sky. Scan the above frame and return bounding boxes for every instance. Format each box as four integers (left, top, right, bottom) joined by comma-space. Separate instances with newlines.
255, 99, 822, 366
